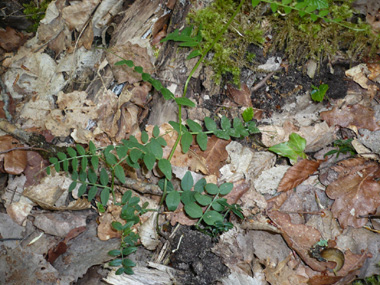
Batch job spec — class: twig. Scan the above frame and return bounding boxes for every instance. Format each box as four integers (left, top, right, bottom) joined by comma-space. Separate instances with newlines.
0, 146, 49, 154
251, 71, 275, 92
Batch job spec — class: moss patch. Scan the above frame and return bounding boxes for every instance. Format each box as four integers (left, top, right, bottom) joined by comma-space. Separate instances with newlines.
187, 0, 380, 84
187, 0, 265, 85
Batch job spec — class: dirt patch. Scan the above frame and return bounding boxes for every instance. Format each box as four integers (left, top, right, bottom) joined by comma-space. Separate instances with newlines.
170, 226, 228, 285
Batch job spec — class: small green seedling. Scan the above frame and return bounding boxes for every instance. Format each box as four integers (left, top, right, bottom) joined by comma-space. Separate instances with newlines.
268, 133, 307, 163
311, 84, 329, 102
324, 138, 356, 158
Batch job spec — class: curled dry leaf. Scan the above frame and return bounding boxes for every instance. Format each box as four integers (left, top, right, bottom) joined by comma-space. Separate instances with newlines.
325, 157, 380, 228
139, 212, 160, 250
320, 104, 380, 131
277, 159, 321, 192
268, 211, 331, 272
264, 255, 309, 285
0, 135, 27, 175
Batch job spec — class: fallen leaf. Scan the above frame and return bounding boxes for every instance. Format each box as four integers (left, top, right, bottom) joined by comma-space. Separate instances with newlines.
139, 212, 160, 250
325, 158, 380, 228
64, 226, 87, 243
320, 104, 380, 131
367, 62, 380, 83
166, 202, 197, 226
38, 3, 72, 56
0, 135, 27, 175
264, 255, 309, 285
47, 242, 68, 264
345, 64, 379, 94
192, 135, 230, 176
0, 27, 28, 52
151, 14, 170, 47
24, 151, 49, 187
45, 91, 97, 142
277, 159, 321, 192
144, 124, 208, 174
62, 0, 100, 31
107, 43, 154, 84
97, 207, 122, 241
268, 211, 331, 272
77, 21, 94, 50
226, 84, 252, 107
23, 173, 91, 210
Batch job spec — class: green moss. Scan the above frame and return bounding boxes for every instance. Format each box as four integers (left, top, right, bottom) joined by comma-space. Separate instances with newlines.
265, 0, 380, 64
187, 0, 380, 84
187, 0, 265, 85
23, 0, 51, 32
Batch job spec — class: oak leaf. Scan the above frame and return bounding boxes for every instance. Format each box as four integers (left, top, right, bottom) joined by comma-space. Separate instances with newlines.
325, 158, 380, 228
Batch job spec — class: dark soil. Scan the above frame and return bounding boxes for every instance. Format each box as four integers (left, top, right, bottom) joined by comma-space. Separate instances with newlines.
169, 226, 228, 285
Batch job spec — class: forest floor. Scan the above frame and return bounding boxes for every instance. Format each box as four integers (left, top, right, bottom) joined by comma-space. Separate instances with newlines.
1, 0, 380, 284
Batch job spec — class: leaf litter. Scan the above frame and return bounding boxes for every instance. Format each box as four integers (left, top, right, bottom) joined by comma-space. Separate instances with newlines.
1, 0, 380, 284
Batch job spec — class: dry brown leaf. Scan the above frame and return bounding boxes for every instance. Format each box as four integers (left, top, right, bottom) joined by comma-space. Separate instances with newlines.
0, 27, 28, 52
38, 13, 72, 56
325, 158, 380, 228
45, 91, 97, 141
47, 226, 86, 263
24, 151, 48, 187
264, 255, 309, 285
144, 124, 208, 173
77, 21, 94, 50
277, 159, 321, 192
0, 135, 27, 175
151, 14, 170, 47
166, 202, 197, 226
23, 173, 91, 210
367, 14, 380, 35
129, 82, 151, 107
367, 62, 380, 82
268, 211, 331, 272
97, 87, 144, 142
226, 84, 252, 107
223, 179, 250, 205
98, 212, 122, 241
62, 0, 100, 31
107, 43, 154, 84
267, 191, 292, 210
192, 135, 230, 176
320, 104, 380, 131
